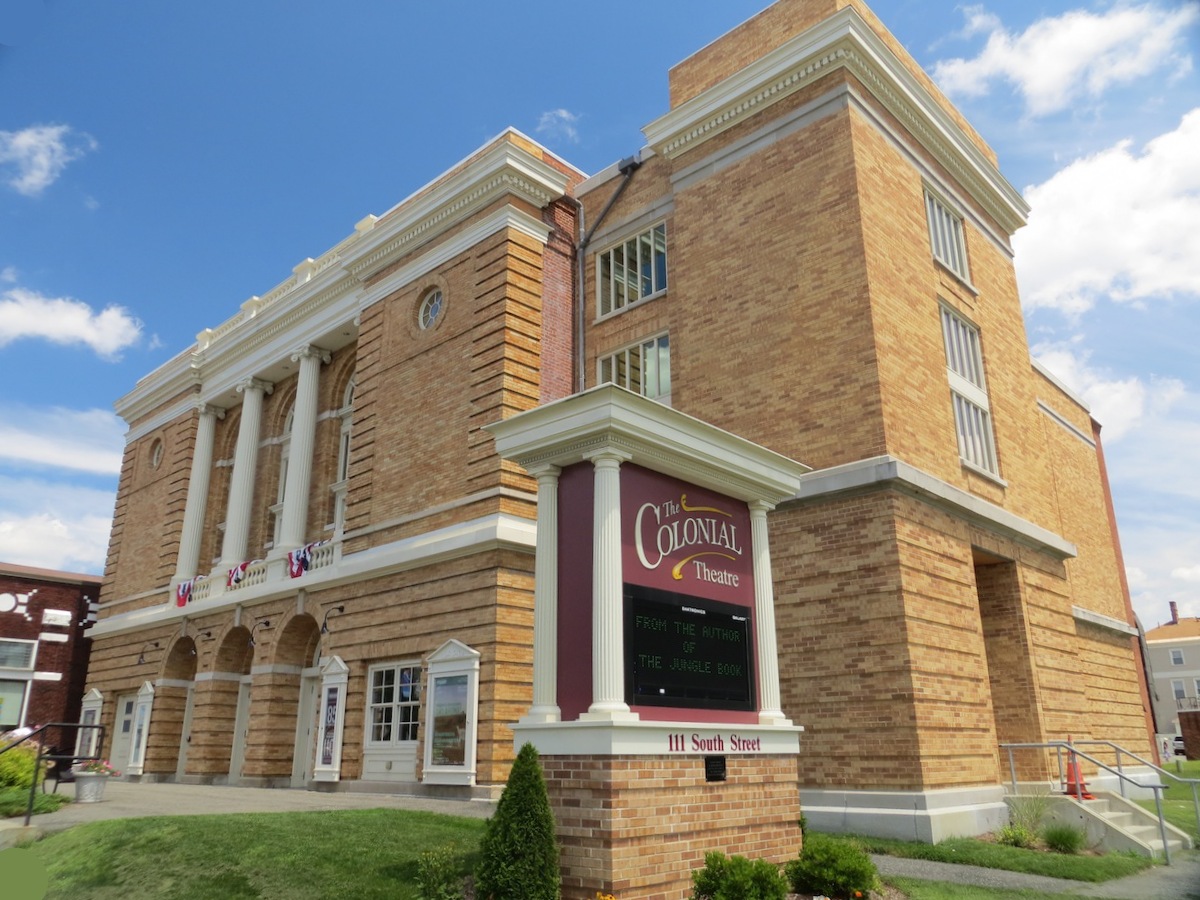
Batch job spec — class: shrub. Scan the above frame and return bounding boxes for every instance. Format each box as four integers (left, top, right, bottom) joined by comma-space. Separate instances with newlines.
416, 843, 465, 900
691, 851, 789, 900
786, 834, 878, 899
1007, 791, 1051, 834
0, 743, 43, 790
996, 823, 1037, 849
1042, 823, 1086, 855
475, 742, 559, 900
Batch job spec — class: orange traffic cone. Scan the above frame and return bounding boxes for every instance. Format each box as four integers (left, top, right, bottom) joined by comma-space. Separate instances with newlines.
1064, 754, 1094, 800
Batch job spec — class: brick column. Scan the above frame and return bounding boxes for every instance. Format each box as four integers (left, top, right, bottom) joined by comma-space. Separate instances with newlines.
523, 465, 561, 723
174, 403, 224, 581
219, 378, 273, 569
278, 346, 330, 551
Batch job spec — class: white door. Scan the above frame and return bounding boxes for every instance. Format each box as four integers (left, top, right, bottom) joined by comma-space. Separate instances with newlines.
110, 692, 137, 776
176, 685, 196, 779
228, 679, 252, 780
291, 674, 319, 787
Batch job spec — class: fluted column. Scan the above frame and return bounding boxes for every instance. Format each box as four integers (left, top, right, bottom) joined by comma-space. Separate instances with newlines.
278, 346, 330, 551
582, 448, 636, 721
174, 402, 224, 581
219, 377, 273, 568
522, 465, 561, 723
750, 500, 791, 725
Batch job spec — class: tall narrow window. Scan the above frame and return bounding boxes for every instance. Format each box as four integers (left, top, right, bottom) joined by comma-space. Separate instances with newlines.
941, 306, 998, 476
1171, 648, 1185, 666
598, 223, 667, 317
332, 377, 355, 537
925, 189, 969, 281
270, 408, 294, 547
598, 334, 671, 404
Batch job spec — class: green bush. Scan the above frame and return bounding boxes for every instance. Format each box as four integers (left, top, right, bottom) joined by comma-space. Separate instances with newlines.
416, 843, 465, 900
996, 823, 1037, 849
1006, 792, 1051, 835
691, 851, 789, 900
785, 833, 879, 899
475, 742, 559, 900
0, 743, 43, 790
1042, 823, 1086, 855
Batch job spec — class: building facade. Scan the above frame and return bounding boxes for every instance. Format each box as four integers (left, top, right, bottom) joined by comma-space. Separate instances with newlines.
1, 562, 98, 735
87, 0, 1152, 841
1145, 602, 1200, 744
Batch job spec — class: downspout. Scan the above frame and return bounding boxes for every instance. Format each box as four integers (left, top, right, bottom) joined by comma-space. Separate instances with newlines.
574, 153, 643, 393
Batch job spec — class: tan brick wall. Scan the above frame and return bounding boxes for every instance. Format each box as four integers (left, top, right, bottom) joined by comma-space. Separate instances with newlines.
545, 754, 801, 900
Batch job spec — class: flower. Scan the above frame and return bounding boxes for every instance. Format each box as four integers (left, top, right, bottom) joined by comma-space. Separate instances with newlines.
78, 758, 120, 776
596, 893, 617, 900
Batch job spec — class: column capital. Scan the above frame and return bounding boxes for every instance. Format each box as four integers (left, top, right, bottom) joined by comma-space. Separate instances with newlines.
749, 499, 776, 514
525, 463, 562, 481
195, 401, 226, 420
583, 446, 633, 468
236, 377, 274, 395
290, 345, 332, 366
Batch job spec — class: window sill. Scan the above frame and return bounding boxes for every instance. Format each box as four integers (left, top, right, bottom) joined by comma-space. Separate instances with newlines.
961, 458, 1007, 488
595, 289, 667, 323
934, 260, 979, 296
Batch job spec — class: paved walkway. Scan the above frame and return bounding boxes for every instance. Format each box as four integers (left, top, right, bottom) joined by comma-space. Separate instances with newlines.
3, 781, 1199, 898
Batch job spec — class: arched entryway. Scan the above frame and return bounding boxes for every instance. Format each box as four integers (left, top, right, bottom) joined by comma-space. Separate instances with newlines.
155, 636, 198, 779
256, 612, 321, 786
188, 625, 253, 782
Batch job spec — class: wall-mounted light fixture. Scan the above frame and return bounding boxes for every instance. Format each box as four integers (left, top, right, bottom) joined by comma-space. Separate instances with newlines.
249, 619, 272, 648
136, 641, 160, 665
199, 630, 213, 641
321, 605, 346, 635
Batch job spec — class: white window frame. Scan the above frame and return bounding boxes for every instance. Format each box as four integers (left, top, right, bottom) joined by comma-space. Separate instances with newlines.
940, 304, 999, 477
597, 222, 667, 317
365, 661, 423, 748
925, 188, 969, 281
1172, 679, 1186, 702
1170, 648, 1185, 666
269, 407, 295, 548
330, 377, 355, 537
598, 333, 671, 405
0, 638, 37, 670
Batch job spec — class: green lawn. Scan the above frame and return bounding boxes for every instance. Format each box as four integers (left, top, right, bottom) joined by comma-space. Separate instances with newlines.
1141, 759, 1200, 842
20, 809, 485, 900
888, 877, 1111, 900
0, 787, 70, 819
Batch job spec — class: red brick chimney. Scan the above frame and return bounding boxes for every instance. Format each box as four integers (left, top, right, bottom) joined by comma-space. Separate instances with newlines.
1171, 601, 1179, 624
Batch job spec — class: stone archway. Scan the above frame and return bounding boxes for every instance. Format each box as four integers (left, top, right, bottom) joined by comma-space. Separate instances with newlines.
244, 612, 321, 785
148, 636, 198, 779
188, 625, 253, 782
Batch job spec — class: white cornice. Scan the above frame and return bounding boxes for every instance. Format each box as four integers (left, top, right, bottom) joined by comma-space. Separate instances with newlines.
1073, 606, 1137, 637
344, 140, 570, 283
794, 455, 1076, 560
642, 7, 1028, 234
486, 384, 810, 505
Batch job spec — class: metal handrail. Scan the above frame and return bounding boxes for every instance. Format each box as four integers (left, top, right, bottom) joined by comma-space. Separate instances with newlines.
999, 740, 1177, 865
0, 722, 107, 826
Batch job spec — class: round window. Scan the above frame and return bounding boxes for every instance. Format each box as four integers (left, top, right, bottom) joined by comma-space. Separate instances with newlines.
418, 289, 444, 330
150, 439, 164, 470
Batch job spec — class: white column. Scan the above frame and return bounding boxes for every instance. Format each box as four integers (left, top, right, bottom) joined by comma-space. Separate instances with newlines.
219, 377, 273, 568
174, 403, 224, 581
581, 449, 637, 721
750, 500, 791, 726
278, 346, 331, 551
522, 465, 561, 723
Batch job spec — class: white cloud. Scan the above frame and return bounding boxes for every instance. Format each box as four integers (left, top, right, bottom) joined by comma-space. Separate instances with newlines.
536, 108, 581, 144
1174, 565, 1200, 582
0, 124, 98, 196
0, 267, 16, 284
0, 407, 125, 475
934, 3, 1198, 117
0, 284, 142, 359
0, 474, 116, 573
1032, 340, 1185, 441
1014, 109, 1200, 315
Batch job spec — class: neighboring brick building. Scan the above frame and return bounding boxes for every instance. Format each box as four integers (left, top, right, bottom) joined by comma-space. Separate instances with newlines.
1, 562, 98, 735
86, 0, 1152, 846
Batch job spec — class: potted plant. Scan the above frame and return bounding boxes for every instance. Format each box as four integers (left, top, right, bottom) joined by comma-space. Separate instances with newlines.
74, 758, 120, 803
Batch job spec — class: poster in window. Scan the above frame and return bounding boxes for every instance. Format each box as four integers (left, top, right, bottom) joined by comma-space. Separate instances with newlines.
321, 686, 339, 766
430, 674, 468, 767
400, 668, 412, 701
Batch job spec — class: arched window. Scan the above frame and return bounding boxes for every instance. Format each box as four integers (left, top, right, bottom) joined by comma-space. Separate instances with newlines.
331, 377, 354, 538
270, 407, 295, 548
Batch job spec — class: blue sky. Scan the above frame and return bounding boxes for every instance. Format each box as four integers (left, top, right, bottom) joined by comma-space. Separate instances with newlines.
1, 1, 1197, 628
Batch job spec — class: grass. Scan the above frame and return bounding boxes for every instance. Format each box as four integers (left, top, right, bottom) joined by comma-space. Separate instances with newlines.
0, 787, 71, 818
19, 809, 486, 900
1140, 756, 1200, 841
843, 833, 1151, 882
888, 877, 1113, 899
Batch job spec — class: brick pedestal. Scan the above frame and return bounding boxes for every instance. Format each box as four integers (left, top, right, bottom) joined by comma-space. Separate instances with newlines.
543, 753, 802, 900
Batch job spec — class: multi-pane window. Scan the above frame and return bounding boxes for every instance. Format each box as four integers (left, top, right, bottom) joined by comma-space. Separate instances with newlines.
941, 305, 999, 476
925, 189, 969, 281
367, 663, 422, 745
598, 223, 667, 317
598, 334, 671, 404
1171, 648, 1185, 666
0, 639, 35, 669
332, 377, 355, 537
1172, 679, 1186, 702
270, 408, 294, 547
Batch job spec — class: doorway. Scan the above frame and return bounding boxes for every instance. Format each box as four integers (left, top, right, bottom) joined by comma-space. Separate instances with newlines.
110, 692, 137, 775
